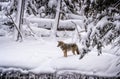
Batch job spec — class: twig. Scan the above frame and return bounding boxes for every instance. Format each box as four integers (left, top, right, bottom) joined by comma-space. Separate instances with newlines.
113, 0, 120, 7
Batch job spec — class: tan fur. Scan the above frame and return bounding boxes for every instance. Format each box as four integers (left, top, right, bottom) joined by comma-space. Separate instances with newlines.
57, 41, 80, 57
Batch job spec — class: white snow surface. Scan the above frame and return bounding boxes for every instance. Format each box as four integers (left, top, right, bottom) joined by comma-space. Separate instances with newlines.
0, 36, 120, 77
25, 15, 84, 29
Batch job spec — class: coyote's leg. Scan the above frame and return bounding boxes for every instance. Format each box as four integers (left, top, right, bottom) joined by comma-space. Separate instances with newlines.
64, 50, 67, 57
72, 48, 75, 55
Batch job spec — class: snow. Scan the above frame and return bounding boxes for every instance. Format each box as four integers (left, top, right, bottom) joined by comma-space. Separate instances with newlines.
48, 0, 57, 8
66, 13, 84, 19
0, 29, 6, 36
25, 15, 83, 29
0, 36, 119, 77
0, 0, 120, 77
0, 37, 60, 69
0, 2, 10, 8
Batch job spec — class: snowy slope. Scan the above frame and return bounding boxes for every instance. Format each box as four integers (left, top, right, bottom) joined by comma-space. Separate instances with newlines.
0, 37, 120, 77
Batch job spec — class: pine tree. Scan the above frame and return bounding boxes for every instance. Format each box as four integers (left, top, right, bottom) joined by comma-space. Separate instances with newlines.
80, 0, 120, 59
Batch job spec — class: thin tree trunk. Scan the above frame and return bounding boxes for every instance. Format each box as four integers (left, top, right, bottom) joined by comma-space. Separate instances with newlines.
56, 0, 62, 30
14, 0, 24, 41
51, 0, 62, 38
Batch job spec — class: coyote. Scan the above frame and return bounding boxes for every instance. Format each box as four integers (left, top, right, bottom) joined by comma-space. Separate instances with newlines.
57, 41, 80, 57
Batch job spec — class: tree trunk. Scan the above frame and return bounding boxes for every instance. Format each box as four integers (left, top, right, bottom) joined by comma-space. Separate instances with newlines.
51, 0, 62, 39
14, 0, 24, 41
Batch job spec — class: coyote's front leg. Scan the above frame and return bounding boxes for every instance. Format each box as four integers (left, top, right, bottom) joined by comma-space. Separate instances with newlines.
64, 50, 67, 57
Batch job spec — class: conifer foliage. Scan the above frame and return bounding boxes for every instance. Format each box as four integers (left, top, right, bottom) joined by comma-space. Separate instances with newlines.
80, 0, 120, 58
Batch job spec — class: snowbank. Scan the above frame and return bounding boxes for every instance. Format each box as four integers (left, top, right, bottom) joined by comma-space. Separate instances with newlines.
25, 16, 84, 29
0, 37, 120, 77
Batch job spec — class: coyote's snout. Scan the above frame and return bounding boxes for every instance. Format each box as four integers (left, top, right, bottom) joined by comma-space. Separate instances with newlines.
57, 41, 80, 57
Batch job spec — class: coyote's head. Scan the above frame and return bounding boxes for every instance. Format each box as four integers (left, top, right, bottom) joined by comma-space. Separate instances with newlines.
57, 41, 64, 47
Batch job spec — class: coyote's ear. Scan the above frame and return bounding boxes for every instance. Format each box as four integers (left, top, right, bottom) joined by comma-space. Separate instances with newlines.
57, 41, 60, 47
58, 41, 60, 43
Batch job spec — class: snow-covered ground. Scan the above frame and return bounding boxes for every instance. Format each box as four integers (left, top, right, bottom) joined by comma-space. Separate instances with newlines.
0, 36, 120, 77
